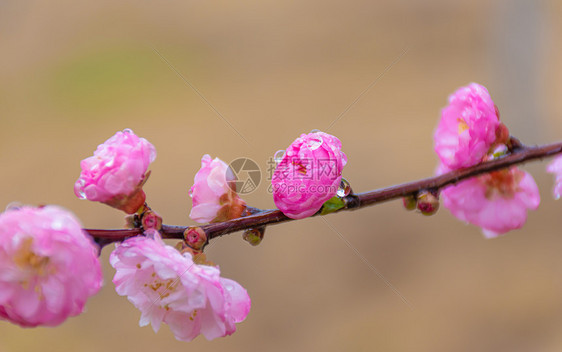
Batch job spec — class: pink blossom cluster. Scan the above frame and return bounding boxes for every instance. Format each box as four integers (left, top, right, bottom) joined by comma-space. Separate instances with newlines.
434, 83, 540, 237
272, 131, 347, 219
75, 129, 156, 214
0, 205, 102, 327
2, 76, 560, 342
189, 155, 246, 223
110, 232, 250, 341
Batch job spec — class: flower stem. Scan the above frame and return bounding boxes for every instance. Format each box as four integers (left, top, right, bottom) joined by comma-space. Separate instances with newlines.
85, 139, 562, 248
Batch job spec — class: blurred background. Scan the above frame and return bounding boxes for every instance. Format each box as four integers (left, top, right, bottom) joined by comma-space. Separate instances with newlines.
1, 0, 562, 351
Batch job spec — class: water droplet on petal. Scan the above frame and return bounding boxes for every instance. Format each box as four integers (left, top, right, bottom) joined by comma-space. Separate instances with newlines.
306, 136, 323, 150
76, 179, 87, 199
336, 178, 351, 197
123, 128, 133, 134
5, 202, 23, 211
310, 129, 321, 133
274, 150, 285, 163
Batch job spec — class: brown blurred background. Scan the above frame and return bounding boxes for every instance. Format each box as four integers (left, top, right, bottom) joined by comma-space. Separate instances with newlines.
2, 1, 562, 351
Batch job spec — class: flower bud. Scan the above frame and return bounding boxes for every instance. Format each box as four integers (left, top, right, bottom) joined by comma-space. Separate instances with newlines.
141, 209, 162, 231
184, 227, 207, 251
272, 131, 347, 219
416, 190, 440, 216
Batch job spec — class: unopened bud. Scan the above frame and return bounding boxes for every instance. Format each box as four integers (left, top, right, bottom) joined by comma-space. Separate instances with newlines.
183, 227, 207, 251
402, 195, 417, 211
141, 209, 162, 231
416, 190, 439, 216
242, 226, 266, 246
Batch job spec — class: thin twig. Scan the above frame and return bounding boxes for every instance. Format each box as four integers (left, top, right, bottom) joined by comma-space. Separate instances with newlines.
85, 140, 562, 247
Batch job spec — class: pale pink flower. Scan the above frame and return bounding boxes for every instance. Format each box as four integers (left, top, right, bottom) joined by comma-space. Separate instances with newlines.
0, 205, 102, 327
546, 155, 562, 199
75, 129, 156, 214
434, 83, 502, 170
189, 155, 245, 223
272, 131, 347, 219
439, 165, 540, 238
110, 233, 250, 341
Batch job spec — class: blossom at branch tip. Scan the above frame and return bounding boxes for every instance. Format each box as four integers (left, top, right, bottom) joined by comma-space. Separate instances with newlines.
110, 232, 250, 342
434, 83, 504, 170
438, 164, 540, 238
189, 155, 246, 223
272, 131, 347, 219
0, 205, 102, 327
546, 155, 562, 199
74, 129, 156, 214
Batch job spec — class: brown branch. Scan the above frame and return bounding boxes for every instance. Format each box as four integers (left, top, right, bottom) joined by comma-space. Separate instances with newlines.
85, 140, 562, 248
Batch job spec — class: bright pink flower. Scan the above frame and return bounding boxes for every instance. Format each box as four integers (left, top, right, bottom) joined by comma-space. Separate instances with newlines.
439, 165, 540, 238
75, 129, 156, 214
0, 205, 102, 327
110, 233, 251, 342
189, 155, 246, 223
434, 83, 502, 170
272, 131, 347, 219
547, 155, 562, 199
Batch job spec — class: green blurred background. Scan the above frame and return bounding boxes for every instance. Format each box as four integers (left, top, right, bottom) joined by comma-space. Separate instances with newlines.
1, 1, 562, 351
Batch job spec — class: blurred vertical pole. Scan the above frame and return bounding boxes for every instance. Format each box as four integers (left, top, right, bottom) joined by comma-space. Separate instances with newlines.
490, 0, 547, 142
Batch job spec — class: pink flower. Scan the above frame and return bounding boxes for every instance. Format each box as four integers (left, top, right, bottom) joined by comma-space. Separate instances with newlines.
75, 129, 156, 214
189, 155, 246, 223
546, 155, 562, 199
272, 131, 347, 219
440, 166, 540, 238
110, 233, 251, 341
0, 205, 102, 327
434, 83, 503, 170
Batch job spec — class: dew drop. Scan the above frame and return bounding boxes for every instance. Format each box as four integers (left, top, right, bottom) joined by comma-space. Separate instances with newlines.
76, 179, 87, 199
105, 158, 114, 167
274, 150, 285, 163
306, 136, 323, 150
310, 129, 321, 133
5, 202, 23, 211
336, 178, 351, 197
123, 128, 133, 134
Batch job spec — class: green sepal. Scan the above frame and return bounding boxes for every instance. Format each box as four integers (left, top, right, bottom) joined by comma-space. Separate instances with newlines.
320, 196, 346, 215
